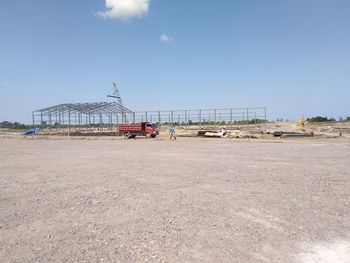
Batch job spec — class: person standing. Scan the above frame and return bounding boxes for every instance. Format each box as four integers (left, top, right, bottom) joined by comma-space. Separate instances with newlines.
169, 126, 176, 140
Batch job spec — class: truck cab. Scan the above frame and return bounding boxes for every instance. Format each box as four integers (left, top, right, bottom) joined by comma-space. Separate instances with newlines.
145, 123, 158, 136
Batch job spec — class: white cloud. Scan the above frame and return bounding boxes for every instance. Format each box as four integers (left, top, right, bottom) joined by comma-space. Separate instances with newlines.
98, 0, 149, 21
160, 34, 174, 42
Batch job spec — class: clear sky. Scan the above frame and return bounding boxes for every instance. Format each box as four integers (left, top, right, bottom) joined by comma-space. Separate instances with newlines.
0, 0, 349, 123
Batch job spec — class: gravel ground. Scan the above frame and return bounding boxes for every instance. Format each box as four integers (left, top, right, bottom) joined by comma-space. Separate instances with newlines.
0, 137, 350, 262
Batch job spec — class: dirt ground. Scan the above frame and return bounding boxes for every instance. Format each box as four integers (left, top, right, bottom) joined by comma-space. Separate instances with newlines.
0, 137, 350, 262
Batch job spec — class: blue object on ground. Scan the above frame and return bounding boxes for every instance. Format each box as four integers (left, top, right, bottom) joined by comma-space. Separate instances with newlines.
23, 128, 40, 135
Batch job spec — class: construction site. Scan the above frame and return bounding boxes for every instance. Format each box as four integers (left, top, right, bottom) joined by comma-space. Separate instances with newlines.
30, 84, 268, 138
1, 83, 350, 263
27, 85, 348, 140
1, 0, 350, 261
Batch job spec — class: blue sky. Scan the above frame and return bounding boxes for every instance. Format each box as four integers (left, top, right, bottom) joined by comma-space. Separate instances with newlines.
0, 0, 349, 123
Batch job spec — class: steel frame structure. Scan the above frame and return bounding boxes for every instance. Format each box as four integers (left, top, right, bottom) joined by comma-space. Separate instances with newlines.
32, 102, 134, 128
33, 103, 266, 131
133, 107, 267, 127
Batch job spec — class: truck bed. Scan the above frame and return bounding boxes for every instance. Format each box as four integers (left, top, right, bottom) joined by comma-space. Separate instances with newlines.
117, 123, 143, 133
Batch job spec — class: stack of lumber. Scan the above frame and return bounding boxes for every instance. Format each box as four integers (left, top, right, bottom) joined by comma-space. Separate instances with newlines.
228, 130, 252, 138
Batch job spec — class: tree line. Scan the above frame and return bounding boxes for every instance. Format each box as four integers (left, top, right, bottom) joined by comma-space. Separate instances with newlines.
0, 121, 30, 129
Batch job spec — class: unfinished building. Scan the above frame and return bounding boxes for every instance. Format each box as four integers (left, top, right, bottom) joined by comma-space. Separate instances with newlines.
33, 102, 266, 133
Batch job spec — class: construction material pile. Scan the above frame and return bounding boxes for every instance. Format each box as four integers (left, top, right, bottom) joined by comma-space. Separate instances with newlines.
198, 129, 253, 139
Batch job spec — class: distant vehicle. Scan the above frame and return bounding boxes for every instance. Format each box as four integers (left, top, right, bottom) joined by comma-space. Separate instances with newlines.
23, 128, 40, 135
117, 122, 159, 139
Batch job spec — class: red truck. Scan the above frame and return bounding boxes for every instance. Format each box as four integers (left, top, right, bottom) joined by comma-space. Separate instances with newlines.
117, 122, 159, 139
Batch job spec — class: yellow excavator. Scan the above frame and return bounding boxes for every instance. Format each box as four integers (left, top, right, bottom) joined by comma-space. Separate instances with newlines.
296, 115, 306, 131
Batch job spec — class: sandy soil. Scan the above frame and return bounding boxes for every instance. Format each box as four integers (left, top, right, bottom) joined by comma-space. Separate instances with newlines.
0, 137, 350, 262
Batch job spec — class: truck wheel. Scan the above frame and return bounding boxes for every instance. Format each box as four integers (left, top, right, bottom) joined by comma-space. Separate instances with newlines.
145, 133, 151, 138
123, 132, 131, 139
151, 134, 156, 138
